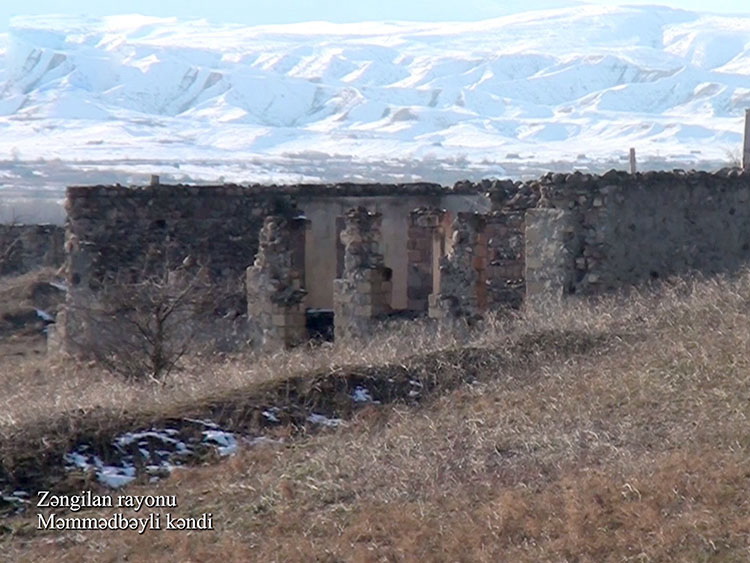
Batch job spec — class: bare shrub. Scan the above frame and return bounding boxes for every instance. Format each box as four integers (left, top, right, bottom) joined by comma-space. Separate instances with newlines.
69, 260, 224, 383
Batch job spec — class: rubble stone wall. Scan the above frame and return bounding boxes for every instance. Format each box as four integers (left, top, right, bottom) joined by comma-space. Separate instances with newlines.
64, 185, 296, 307
428, 212, 486, 321
64, 183, 486, 311
529, 169, 750, 296
466, 179, 541, 310
525, 208, 579, 309
60, 182, 486, 353
58, 171, 750, 351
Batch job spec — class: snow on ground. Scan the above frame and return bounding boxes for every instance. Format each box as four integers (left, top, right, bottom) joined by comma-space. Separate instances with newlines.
307, 413, 344, 427
0, 5, 747, 176
352, 386, 375, 403
61, 420, 252, 489
54, 402, 360, 492
34, 309, 54, 322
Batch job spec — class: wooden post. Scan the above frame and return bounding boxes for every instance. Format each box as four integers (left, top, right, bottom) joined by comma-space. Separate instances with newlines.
743, 109, 750, 171
629, 148, 636, 174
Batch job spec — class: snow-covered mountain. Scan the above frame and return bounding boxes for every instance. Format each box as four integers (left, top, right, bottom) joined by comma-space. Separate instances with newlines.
0, 5, 749, 190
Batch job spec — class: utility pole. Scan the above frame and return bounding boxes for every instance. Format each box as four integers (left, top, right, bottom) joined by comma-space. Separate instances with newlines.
743, 109, 750, 170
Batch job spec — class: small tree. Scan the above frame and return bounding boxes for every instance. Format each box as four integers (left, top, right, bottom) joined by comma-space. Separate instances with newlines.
75, 259, 221, 383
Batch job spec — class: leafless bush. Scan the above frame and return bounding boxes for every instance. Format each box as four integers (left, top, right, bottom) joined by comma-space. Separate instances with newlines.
70, 260, 226, 383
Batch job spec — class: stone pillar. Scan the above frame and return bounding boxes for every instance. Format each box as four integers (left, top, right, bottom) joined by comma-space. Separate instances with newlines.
333, 207, 392, 340
406, 207, 445, 312
246, 213, 309, 348
744, 109, 750, 171
524, 208, 579, 310
428, 212, 486, 321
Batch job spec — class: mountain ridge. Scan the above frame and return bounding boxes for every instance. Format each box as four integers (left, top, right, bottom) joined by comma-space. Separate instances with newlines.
0, 5, 748, 184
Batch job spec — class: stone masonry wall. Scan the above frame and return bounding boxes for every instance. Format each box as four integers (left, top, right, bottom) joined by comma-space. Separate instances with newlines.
428, 212, 486, 321
65, 183, 482, 306
60, 184, 294, 357
524, 208, 579, 309
482, 179, 540, 309
64, 185, 297, 309
56, 171, 750, 353
333, 207, 392, 340
530, 169, 750, 296
0, 224, 64, 276
59, 182, 485, 353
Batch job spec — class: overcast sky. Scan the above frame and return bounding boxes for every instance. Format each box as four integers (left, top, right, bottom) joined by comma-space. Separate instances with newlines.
0, 0, 748, 30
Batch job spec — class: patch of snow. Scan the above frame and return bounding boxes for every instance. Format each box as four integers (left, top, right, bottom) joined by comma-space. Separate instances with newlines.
262, 408, 280, 423
408, 379, 423, 398
352, 386, 374, 403
202, 430, 238, 456
307, 413, 343, 427
63, 448, 137, 488
97, 464, 137, 488
61, 420, 252, 489
114, 429, 190, 455
34, 309, 54, 322
1, 490, 31, 514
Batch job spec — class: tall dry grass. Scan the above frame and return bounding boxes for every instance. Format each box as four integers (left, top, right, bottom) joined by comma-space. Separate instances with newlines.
4, 269, 750, 561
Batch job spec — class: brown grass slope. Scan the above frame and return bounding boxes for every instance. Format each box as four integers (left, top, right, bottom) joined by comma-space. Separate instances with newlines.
3, 271, 750, 561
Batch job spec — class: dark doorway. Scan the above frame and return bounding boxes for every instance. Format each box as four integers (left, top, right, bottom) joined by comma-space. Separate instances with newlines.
306, 309, 334, 342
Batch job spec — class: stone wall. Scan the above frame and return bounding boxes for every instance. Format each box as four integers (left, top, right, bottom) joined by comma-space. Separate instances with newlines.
469, 179, 540, 310
59, 182, 487, 354
0, 224, 64, 276
528, 169, 750, 297
64, 185, 297, 308
64, 183, 486, 308
428, 212, 486, 321
298, 189, 486, 310
524, 208, 579, 309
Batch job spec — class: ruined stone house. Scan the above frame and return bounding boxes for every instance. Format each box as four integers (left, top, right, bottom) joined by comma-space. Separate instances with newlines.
50, 167, 750, 353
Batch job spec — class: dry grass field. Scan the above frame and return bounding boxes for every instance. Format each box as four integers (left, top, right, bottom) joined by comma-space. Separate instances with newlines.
2, 269, 750, 561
